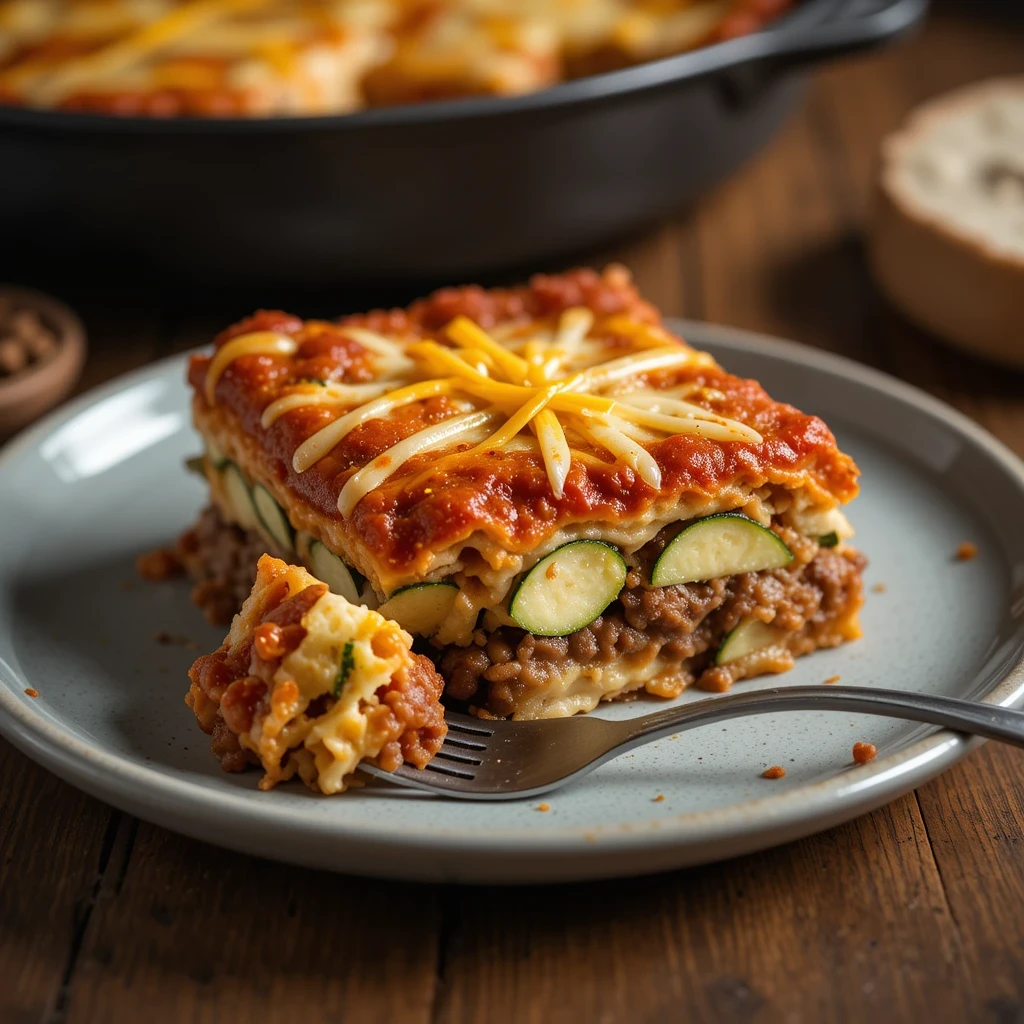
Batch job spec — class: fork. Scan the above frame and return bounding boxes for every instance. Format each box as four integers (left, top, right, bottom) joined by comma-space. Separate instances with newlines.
360, 684, 1024, 800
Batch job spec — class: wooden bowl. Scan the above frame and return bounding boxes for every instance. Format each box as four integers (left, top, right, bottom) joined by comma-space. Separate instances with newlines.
0, 286, 86, 438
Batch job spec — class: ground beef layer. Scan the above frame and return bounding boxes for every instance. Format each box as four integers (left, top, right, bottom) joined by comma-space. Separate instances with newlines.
163, 506, 864, 719
444, 544, 865, 716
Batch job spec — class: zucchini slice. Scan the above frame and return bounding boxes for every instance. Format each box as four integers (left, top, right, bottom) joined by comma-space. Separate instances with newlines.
206, 436, 229, 470
377, 582, 459, 637
819, 531, 840, 548
651, 513, 793, 587
253, 483, 295, 554
715, 619, 786, 666
333, 641, 356, 697
221, 462, 260, 532
509, 540, 626, 637
308, 540, 361, 604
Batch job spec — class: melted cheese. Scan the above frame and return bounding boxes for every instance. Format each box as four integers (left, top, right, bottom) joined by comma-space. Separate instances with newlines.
0, 0, 785, 115
26, 0, 276, 104
205, 331, 298, 405
208, 308, 761, 519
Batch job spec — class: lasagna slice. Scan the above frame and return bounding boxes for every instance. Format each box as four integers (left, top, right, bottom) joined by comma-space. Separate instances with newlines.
176, 265, 864, 720
187, 554, 447, 792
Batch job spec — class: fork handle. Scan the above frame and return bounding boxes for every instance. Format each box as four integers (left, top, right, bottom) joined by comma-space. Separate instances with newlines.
618, 685, 1024, 749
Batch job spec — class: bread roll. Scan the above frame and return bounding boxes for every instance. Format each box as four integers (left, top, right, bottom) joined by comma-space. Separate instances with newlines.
870, 78, 1024, 368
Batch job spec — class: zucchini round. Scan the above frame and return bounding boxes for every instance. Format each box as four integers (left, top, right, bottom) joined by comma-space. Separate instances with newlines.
206, 436, 229, 469
509, 540, 626, 637
308, 540, 361, 604
377, 582, 459, 636
253, 483, 295, 554
651, 513, 793, 587
715, 619, 786, 665
221, 462, 260, 532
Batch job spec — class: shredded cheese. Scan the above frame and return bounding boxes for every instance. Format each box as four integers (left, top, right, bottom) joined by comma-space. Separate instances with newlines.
337, 409, 501, 516
578, 414, 663, 489
24, 0, 277, 104
204, 305, 765, 517
205, 331, 298, 405
293, 378, 452, 473
260, 381, 394, 429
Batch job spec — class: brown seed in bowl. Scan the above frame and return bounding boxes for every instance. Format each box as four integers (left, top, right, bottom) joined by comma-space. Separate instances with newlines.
0, 285, 86, 436
0, 337, 27, 375
25, 330, 58, 362
10, 308, 42, 341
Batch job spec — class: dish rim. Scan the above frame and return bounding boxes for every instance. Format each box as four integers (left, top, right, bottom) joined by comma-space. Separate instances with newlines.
0, 319, 1022, 880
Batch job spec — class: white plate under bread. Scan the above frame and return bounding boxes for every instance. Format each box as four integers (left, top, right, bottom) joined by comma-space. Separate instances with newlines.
870, 78, 1024, 369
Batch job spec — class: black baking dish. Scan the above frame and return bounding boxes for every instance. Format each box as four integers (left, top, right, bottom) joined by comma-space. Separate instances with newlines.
0, 0, 927, 286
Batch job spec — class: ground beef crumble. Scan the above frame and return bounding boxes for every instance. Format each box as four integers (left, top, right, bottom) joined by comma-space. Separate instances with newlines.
163, 505, 865, 719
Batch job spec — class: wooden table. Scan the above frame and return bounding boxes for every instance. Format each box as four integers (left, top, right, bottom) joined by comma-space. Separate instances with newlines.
4, 5, 1024, 1021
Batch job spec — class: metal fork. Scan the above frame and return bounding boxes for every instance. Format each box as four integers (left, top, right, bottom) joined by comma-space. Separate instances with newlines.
360, 684, 1024, 800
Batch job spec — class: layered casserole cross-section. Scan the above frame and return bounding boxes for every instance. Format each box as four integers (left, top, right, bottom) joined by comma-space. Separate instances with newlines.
176, 266, 864, 720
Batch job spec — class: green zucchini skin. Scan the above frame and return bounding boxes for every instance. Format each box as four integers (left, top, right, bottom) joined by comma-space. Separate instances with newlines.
306, 540, 361, 604
715, 619, 786, 665
252, 483, 296, 554
377, 582, 460, 637
509, 540, 627, 637
221, 462, 260, 533
650, 513, 793, 587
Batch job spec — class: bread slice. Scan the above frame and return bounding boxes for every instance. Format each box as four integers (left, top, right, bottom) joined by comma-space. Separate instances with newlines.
870, 78, 1024, 368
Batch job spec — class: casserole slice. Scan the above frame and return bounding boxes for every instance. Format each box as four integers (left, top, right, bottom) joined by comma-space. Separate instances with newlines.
175, 264, 865, 719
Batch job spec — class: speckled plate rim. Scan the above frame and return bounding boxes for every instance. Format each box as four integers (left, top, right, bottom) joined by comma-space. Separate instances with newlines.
1, 321, 1023, 884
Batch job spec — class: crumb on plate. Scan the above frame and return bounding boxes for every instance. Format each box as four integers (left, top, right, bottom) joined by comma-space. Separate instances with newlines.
955, 541, 978, 562
652, 793, 665, 803
872, 582, 887, 594
823, 675, 841, 685
24, 688, 38, 698
852, 741, 878, 764
761, 765, 786, 780
136, 548, 183, 581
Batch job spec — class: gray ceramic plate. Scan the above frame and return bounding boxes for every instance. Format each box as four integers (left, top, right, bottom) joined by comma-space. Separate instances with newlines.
2, 322, 1023, 884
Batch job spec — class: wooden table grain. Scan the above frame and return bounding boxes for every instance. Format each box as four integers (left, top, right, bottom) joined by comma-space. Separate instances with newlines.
4, 6, 1024, 1022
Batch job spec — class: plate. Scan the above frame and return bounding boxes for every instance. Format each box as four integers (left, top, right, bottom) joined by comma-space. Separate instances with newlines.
1, 322, 1023, 884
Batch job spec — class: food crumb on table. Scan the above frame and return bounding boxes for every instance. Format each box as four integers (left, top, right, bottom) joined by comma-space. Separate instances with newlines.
536, 803, 551, 812
153, 631, 199, 650
24, 688, 38, 698
761, 766, 786, 779
136, 548, 184, 581
955, 541, 978, 561
823, 675, 841, 685
852, 742, 878, 764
